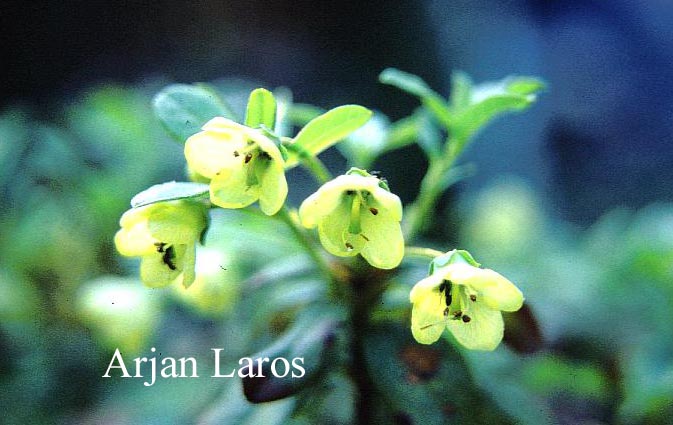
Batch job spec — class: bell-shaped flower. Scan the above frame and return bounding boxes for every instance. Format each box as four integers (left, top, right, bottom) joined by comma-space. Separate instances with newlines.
409, 250, 523, 350
184, 117, 288, 215
114, 200, 207, 288
299, 168, 404, 269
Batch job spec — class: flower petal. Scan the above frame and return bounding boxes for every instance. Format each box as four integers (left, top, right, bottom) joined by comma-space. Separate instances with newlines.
317, 201, 364, 257
209, 165, 260, 209
298, 186, 345, 228
257, 159, 288, 215
410, 282, 447, 345
446, 302, 504, 351
370, 187, 403, 222
139, 245, 186, 288
114, 207, 157, 256
442, 263, 523, 312
180, 244, 197, 288
148, 202, 206, 244
184, 128, 247, 179
360, 210, 404, 269
409, 274, 444, 303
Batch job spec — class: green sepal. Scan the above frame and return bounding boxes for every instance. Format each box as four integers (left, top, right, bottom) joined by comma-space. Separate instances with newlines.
285, 105, 372, 167
152, 83, 235, 142
245, 88, 277, 130
130, 182, 210, 208
428, 249, 481, 275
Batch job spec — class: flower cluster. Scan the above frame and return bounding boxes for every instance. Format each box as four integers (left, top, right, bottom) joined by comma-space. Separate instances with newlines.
114, 85, 528, 352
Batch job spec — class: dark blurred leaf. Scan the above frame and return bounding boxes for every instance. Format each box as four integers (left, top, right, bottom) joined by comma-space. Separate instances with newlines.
363, 323, 511, 425
153, 83, 235, 142
198, 380, 294, 425
521, 355, 610, 401
130, 181, 209, 208
242, 307, 344, 403
245, 88, 277, 130
502, 303, 544, 354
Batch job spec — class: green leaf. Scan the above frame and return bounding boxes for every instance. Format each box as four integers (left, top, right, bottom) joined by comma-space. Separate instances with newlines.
152, 83, 234, 142
130, 181, 210, 208
286, 103, 324, 126
379, 68, 451, 127
337, 112, 390, 168
416, 109, 443, 160
285, 105, 372, 167
245, 88, 277, 130
449, 76, 545, 144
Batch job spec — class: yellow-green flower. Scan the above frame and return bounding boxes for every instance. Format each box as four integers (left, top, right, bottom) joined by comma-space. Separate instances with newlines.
184, 117, 288, 215
114, 200, 207, 288
410, 250, 523, 350
299, 169, 404, 269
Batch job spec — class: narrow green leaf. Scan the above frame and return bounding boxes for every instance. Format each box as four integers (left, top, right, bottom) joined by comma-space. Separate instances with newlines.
286, 105, 372, 166
385, 114, 421, 151
379, 68, 437, 100
449, 76, 545, 144
286, 103, 325, 126
130, 181, 210, 208
416, 109, 443, 160
450, 71, 473, 110
506, 78, 546, 96
152, 83, 234, 142
245, 88, 277, 130
379, 68, 451, 127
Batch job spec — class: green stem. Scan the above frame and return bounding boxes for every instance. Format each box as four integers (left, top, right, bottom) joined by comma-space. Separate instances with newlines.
302, 155, 332, 185
404, 246, 444, 260
275, 206, 333, 283
403, 136, 464, 239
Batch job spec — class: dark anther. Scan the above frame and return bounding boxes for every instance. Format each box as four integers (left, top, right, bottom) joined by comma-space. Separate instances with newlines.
259, 151, 272, 160
162, 246, 177, 270
462, 315, 471, 323
244, 153, 253, 164
233, 150, 240, 157
453, 311, 462, 319
345, 242, 354, 250
439, 280, 452, 306
360, 234, 370, 242
443, 307, 449, 317
470, 295, 477, 302
154, 242, 166, 253
369, 207, 379, 215
346, 190, 356, 195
